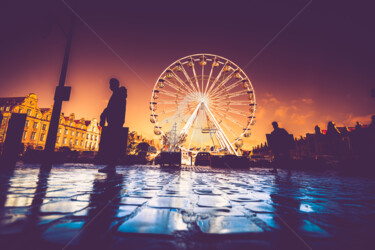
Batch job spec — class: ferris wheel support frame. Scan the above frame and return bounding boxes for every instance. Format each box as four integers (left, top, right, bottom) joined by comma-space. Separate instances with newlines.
203, 102, 237, 155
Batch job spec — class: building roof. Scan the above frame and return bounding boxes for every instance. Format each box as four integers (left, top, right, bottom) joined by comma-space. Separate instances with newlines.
40, 108, 50, 113
0, 97, 26, 107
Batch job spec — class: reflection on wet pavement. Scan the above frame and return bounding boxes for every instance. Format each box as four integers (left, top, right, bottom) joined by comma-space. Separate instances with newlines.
0, 164, 374, 249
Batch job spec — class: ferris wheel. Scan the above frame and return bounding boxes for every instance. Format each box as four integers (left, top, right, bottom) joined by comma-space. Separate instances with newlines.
150, 54, 256, 155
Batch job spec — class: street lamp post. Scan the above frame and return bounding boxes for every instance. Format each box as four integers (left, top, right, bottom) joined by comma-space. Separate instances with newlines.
44, 20, 74, 155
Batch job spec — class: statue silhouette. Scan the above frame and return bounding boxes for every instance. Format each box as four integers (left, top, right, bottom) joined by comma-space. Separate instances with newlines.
100, 78, 127, 128
98, 78, 128, 170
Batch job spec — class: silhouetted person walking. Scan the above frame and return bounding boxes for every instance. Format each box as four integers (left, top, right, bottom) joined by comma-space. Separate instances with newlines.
98, 78, 127, 172
268, 122, 293, 168
326, 121, 341, 156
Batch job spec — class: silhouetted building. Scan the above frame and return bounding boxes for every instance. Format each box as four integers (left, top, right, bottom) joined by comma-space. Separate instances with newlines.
0, 93, 101, 152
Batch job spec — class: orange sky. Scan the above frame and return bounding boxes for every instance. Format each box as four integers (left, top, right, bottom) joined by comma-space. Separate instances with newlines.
1, 0, 374, 149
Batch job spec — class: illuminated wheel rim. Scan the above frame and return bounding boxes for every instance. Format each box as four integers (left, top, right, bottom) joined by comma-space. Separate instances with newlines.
150, 53, 256, 155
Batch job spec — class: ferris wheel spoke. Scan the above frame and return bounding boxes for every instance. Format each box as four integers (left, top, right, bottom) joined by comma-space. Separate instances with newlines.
203, 56, 216, 95
163, 78, 187, 93
219, 119, 239, 138
169, 69, 195, 94
211, 89, 249, 100
158, 108, 180, 116
214, 110, 244, 128
158, 100, 179, 105
201, 59, 204, 94
206, 61, 228, 95
213, 112, 239, 138
191, 61, 201, 93
207, 68, 239, 97
212, 106, 249, 117
159, 89, 183, 98
179, 61, 199, 93
209, 79, 245, 98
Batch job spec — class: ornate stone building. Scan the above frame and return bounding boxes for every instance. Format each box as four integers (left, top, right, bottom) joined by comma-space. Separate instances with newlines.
0, 93, 101, 151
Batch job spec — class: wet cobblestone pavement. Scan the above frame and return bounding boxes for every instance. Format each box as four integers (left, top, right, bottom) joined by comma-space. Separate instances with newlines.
0, 163, 374, 249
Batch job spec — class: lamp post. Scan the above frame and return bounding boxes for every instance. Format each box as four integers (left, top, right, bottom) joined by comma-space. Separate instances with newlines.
44, 19, 74, 155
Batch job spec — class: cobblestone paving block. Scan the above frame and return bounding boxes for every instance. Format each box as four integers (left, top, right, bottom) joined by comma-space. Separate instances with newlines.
197, 216, 264, 234
119, 197, 148, 206
118, 208, 188, 235
40, 200, 89, 214
147, 197, 191, 209
244, 202, 275, 213
197, 195, 231, 208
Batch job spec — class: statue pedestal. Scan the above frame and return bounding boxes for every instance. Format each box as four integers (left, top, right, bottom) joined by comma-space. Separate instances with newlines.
98, 126, 128, 164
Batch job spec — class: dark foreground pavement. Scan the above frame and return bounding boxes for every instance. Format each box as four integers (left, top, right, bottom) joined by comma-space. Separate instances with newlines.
0, 163, 374, 249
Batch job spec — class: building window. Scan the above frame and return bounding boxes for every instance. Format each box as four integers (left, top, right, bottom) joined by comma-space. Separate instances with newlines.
25, 120, 29, 127
75, 139, 78, 146
47, 115, 50, 120
19, 109, 23, 113
27, 109, 31, 116
31, 132, 36, 140
65, 130, 68, 135
80, 140, 83, 146
69, 138, 73, 146
70, 122, 73, 126
57, 136, 60, 143
77, 132, 80, 137
71, 130, 74, 136
95, 136, 98, 141
87, 134, 89, 139
40, 133, 45, 141
6, 106, 10, 111
63, 137, 67, 144
85, 141, 88, 148
82, 133, 84, 138
91, 135, 94, 140
23, 131, 27, 139
33, 122, 38, 129
42, 124, 47, 131
58, 128, 62, 134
